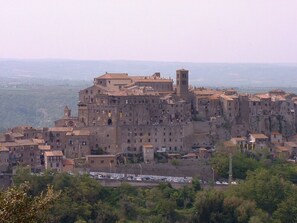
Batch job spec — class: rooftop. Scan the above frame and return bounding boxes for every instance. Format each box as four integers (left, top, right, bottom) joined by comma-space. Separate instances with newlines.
275, 146, 289, 152
96, 73, 129, 79
250, 133, 268, 139
44, 150, 64, 157
48, 127, 74, 132
66, 129, 91, 136
86, 154, 116, 158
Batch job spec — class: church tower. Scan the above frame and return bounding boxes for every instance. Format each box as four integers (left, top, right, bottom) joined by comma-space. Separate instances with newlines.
64, 106, 71, 118
176, 69, 189, 98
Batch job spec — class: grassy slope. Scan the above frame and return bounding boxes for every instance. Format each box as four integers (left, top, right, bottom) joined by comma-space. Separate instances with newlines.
0, 86, 81, 132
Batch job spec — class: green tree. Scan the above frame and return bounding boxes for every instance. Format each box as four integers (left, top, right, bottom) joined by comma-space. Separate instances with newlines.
192, 190, 225, 223
0, 183, 59, 223
192, 177, 201, 192
273, 189, 297, 223
211, 152, 263, 179
230, 169, 292, 214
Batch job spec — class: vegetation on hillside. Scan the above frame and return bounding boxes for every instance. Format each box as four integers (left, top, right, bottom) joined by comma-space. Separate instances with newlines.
5, 162, 297, 223
0, 86, 82, 132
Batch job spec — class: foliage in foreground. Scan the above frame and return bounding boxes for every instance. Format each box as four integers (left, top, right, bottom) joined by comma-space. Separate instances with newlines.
7, 164, 297, 223
0, 183, 59, 223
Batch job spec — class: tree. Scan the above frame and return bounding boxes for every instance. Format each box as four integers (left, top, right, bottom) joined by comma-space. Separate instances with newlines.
0, 183, 59, 223
192, 190, 225, 223
230, 169, 292, 214
192, 190, 269, 223
211, 152, 263, 179
273, 189, 297, 223
192, 177, 201, 192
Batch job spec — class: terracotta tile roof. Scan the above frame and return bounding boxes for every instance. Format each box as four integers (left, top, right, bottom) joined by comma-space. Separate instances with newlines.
249, 96, 261, 102
255, 94, 271, 100
0, 146, 9, 152
44, 150, 63, 157
66, 129, 91, 136
276, 146, 289, 152
134, 78, 173, 83
48, 127, 73, 132
231, 137, 246, 142
284, 142, 297, 147
182, 153, 197, 158
32, 138, 45, 144
143, 144, 154, 149
250, 133, 268, 139
220, 94, 237, 101
38, 145, 51, 151
223, 141, 237, 147
10, 132, 24, 138
86, 155, 116, 158
1, 139, 38, 147
96, 73, 129, 79
13, 125, 34, 130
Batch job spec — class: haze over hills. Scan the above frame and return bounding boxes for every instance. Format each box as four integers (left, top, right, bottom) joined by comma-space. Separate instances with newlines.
1, 59, 297, 87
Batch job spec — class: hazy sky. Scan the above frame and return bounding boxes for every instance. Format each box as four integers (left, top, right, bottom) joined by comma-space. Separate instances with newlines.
1, 0, 297, 63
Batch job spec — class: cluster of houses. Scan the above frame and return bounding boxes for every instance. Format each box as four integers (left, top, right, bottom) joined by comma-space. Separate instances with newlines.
224, 132, 297, 160
1, 69, 297, 176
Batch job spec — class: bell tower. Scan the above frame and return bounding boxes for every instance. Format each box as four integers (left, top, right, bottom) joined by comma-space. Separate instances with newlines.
176, 69, 189, 98
64, 106, 71, 118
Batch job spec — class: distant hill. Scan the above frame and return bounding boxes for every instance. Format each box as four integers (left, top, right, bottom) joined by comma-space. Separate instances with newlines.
1, 59, 297, 87
0, 85, 82, 132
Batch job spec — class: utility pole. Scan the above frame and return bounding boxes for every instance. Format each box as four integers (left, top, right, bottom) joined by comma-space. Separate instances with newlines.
228, 152, 233, 185
139, 163, 142, 176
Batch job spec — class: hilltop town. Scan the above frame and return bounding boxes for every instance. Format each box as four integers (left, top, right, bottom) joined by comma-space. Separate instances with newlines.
1, 69, 297, 180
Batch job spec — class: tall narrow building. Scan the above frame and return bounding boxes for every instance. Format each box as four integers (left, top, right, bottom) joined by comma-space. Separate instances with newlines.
176, 69, 189, 98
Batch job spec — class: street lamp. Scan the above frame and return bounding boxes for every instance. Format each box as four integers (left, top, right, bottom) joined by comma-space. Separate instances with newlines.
228, 152, 233, 185
138, 163, 142, 176
211, 167, 215, 184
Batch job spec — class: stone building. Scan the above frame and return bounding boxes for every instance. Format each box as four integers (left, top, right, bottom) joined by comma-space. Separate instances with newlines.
0, 137, 42, 172
249, 133, 269, 150
44, 150, 63, 172
52, 70, 297, 161
2, 68, 297, 172
0, 147, 9, 172
86, 154, 117, 171
143, 144, 154, 163
55, 71, 193, 158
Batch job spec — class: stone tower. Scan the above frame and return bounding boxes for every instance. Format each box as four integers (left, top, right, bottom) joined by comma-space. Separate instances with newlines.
176, 69, 189, 98
64, 106, 71, 118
